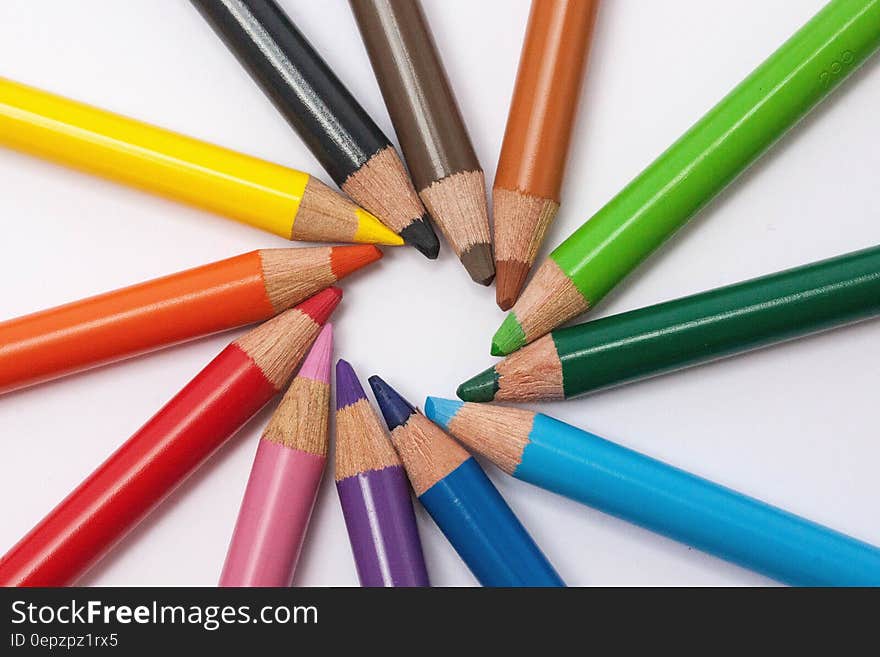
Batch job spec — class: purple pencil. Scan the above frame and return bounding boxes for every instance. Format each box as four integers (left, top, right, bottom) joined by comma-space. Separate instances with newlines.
334, 359, 430, 587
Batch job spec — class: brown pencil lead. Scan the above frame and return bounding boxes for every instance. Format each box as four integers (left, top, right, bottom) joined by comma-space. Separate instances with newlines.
421, 170, 494, 284
493, 189, 560, 309
496, 260, 530, 311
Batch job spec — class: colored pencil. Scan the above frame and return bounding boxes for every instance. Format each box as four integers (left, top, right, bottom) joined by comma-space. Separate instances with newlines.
493, 0, 599, 309
350, 0, 493, 285
461, 245, 880, 402
426, 399, 880, 586
0, 77, 399, 246
335, 360, 429, 587
191, 0, 439, 258
0, 246, 378, 395
369, 376, 564, 587
491, 0, 880, 356
0, 288, 341, 586
220, 323, 333, 587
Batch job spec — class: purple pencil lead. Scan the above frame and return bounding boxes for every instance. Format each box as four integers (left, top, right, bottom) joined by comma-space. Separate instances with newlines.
335, 359, 368, 410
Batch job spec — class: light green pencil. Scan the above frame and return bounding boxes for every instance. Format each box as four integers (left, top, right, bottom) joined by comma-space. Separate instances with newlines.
491, 0, 880, 356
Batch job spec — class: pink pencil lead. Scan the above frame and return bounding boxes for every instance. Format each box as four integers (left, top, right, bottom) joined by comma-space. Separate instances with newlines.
297, 323, 333, 384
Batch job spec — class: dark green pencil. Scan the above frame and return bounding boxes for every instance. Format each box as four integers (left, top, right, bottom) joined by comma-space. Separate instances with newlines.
458, 245, 880, 402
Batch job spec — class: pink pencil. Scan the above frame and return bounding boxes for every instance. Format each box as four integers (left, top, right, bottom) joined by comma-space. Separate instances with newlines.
219, 323, 332, 586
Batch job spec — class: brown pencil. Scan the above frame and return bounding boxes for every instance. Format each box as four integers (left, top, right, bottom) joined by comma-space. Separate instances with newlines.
350, 0, 494, 285
493, 0, 599, 309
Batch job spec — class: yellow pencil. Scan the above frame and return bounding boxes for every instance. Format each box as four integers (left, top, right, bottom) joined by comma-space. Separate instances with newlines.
0, 77, 401, 246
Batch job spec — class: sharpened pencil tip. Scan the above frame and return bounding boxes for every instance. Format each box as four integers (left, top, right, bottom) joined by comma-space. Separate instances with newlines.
424, 397, 463, 430
297, 287, 343, 325
330, 245, 383, 280
456, 367, 499, 402
401, 215, 440, 259
354, 209, 406, 246
368, 375, 417, 431
297, 324, 333, 383
460, 243, 495, 286
335, 359, 368, 410
495, 260, 530, 310
491, 312, 525, 356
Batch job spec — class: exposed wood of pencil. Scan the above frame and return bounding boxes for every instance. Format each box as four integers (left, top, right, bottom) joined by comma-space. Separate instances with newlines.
421, 171, 494, 285
235, 288, 340, 389
495, 258, 588, 355
341, 146, 439, 258
0, 250, 356, 395
335, 398, 402, 480
0, 76, 398, 246
495, 334, 564, 401
294, 177, 369, 243
444, 402, 534, 475
494, 190, 559, 309
0, 292, 337, 586
262, 376, 330, 455
190, 0, 433, 253
389, 413, 469, 496
350, 0, 490, 281
493, 0, 599, 308
294, 176, 391, 244
258, 244, 375, 310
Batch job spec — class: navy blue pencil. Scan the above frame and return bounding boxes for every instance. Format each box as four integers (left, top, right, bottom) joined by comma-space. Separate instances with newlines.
368, 375, 564, 587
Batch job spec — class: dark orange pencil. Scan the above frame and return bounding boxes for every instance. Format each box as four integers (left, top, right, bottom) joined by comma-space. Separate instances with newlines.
493, 0, 599, 310
0, 245, 379, 394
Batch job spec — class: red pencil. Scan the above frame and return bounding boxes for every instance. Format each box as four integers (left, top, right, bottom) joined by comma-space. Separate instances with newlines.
0, 287, 341, 587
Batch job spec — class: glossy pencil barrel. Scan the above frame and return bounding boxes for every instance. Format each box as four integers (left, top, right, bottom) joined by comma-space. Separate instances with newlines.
350, 0, 478, 193
192, 0, 438, 257
462, 245, 880, 401
220, 326, 332, 586
369, 376, 563, 587
494, 0, 880, 354
494, 0, 598, 200
518, 414, 880, 586
419, 458, 564, 587
191, 0, 387, 185
350, 0, 493, 282
0, 77, 307, 239
0, 252, 271, 393
220, 441, 325, 587
554, 0, 880, 305
336, 466, 428, 587
335, 360, 429, 587
0, 346, 276, 586
493, 0, 598, 306
554, 245, 880, 396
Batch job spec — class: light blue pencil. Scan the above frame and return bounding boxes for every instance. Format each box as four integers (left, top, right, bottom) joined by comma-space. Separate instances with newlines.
425, 397, 880, 586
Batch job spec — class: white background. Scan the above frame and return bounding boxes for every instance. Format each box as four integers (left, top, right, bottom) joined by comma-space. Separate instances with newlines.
0, 0, 878, 587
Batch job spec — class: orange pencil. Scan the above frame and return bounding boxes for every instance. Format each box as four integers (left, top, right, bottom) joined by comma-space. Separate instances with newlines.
493, 0, 599, 309
0, 245, 380, 394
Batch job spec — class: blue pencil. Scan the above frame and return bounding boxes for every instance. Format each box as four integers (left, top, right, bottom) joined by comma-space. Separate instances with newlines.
425, 398, 880, 587
368, 376, 564, 587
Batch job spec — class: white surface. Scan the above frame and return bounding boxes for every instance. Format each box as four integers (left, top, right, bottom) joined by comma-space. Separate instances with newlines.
0, 0, 878, 587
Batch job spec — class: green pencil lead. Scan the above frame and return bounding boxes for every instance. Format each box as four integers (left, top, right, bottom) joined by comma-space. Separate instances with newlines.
457, 368, 499, 403
491, 313, 526, 356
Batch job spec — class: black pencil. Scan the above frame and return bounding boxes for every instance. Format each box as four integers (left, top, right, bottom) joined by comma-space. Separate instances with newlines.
191, 0, 439, 258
